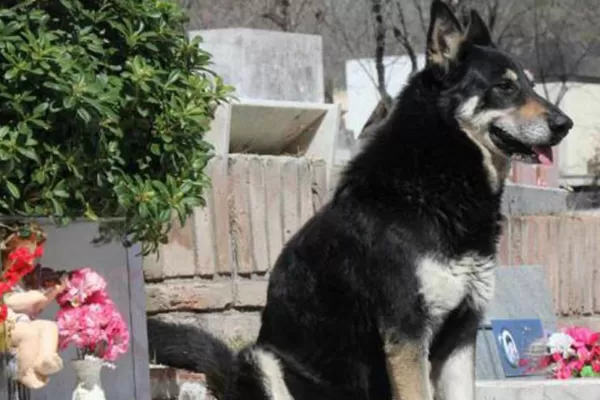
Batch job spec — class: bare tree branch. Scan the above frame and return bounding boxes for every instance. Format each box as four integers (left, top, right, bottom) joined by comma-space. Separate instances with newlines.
411, 0, 428, 37
370, 0, 390, 105
262, 0, 292, 31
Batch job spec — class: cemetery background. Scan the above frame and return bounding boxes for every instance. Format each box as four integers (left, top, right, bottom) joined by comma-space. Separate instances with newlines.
146, 2, 600, 398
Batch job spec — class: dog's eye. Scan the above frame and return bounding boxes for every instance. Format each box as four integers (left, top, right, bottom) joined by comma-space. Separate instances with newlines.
495, 79, 518, 92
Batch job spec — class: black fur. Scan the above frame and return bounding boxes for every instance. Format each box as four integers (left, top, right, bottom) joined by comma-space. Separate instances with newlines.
147, 2, 572, 399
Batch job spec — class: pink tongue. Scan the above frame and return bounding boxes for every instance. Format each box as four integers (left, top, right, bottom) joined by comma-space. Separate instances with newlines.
532, 146, 554, 166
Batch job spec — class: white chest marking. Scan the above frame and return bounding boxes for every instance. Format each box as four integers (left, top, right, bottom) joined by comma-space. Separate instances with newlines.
416, 254, 496, 322
253, 349, 294, 400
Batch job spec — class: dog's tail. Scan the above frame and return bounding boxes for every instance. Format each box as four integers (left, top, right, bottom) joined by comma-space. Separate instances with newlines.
147, 317, 235, 399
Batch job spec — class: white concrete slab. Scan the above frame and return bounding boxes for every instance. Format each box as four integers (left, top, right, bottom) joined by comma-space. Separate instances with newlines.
477, 378, 600, 400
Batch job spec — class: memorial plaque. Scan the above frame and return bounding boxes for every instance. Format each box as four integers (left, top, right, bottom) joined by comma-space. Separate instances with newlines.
491, 319, 545, 378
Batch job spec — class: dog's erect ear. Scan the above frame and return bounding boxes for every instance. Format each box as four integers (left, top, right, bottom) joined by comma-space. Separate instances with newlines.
465, 9, 493, 47
426, 0, 465, 70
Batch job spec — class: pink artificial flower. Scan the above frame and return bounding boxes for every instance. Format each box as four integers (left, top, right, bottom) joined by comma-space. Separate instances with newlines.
56, 300, 130, 361
565, 326, 600, 349
57, 268, 107, 307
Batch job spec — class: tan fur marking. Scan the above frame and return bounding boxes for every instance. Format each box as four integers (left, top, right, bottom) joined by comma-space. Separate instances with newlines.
518, 99, 547, 119
503, 69, 518, 82
383, 340, 433, 400
428, 12, 465, 69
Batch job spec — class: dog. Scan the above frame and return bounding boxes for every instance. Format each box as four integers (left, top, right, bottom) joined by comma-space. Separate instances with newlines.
147, 2, 573, 399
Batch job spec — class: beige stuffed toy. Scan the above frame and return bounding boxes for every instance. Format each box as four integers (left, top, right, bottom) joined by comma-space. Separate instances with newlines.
0, 224, 66, 389
4, 281, 66, 389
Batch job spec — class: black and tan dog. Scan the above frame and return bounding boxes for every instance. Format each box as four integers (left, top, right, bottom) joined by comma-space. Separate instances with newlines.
147, 1, 573, 399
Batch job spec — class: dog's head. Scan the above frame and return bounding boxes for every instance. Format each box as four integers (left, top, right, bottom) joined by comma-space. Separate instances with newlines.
426, 0, 573, 165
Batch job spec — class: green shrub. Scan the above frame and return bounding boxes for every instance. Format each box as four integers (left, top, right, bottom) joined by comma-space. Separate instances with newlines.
0, 0, 232, 254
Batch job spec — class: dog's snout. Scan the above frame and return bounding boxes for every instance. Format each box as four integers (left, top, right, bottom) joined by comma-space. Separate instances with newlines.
548, 112, 573, 135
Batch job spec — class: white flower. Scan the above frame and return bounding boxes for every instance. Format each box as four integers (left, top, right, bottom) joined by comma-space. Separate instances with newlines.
547, 332, 575, 357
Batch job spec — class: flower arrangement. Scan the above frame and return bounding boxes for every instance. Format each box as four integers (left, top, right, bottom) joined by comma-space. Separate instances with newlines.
56, 268, 130, 362
527, 326, 600, 379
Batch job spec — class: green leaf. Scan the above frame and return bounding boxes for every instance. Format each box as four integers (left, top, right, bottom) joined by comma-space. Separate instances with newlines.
581, 365, 595, 377
50, 197, 64, 216
33, 102, 49, 115
77, 107, 91, 123
18, 147, 39, 162
53, 189, 69, 198
6, 180, 20, 199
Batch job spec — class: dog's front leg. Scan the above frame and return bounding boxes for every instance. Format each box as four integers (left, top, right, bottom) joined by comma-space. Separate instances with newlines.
429, 306, 480, 400
383, 334, 434, 400
431, 343, 475, 400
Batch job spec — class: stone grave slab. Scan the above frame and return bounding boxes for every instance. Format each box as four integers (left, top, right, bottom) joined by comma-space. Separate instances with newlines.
476, 265, 556, 380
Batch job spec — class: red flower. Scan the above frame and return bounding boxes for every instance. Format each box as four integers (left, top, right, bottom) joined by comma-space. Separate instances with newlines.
0, 305, 7, 323
8, 247, 34, 263
33, 245, 44, 258
0, 281, 12, 294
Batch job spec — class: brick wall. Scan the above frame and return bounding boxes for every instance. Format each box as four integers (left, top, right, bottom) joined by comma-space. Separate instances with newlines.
144, 155, 600, 344
498, 215, 600, 320
144, 154, 327, 343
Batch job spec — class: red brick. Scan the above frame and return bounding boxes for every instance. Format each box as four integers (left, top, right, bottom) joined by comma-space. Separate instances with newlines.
263, 157, 284, 269
229, 156, 253, 275
282, 158, 299, 243
248, 156, 269, 274
558, 217, 573, 316
211, 156, 233, 274
509, 217, 524, 266
497, 217, 509, 266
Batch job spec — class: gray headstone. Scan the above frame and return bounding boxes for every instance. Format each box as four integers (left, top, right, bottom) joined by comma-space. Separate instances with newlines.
189, 29, 325, 103
476, 265, 556, 380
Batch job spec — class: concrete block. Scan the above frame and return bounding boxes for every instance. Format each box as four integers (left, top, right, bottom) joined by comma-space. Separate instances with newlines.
144, 252, 165, 281
501, 183, 570, 215
190, 29, 324, 103
234, 280, 268, 308
162, 217, 196, 278
146, 281, 233, 312
155, 311, 261, 345
144, 218, 199, 280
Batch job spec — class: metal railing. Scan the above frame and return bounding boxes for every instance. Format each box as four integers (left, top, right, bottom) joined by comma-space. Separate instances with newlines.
0, 353, 30, 400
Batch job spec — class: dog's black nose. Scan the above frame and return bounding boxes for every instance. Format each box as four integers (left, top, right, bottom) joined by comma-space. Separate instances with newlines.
549, 112, 573, 135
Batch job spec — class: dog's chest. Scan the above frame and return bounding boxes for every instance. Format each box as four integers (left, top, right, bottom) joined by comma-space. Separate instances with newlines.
416, 254, 496, 322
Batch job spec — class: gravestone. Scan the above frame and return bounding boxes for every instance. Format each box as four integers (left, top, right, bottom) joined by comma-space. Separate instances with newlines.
476, 265, 557, 380
189, 29, 324, 103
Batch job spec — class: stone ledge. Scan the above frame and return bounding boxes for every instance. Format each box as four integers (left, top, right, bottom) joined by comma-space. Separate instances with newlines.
150, 366, 600, 400
146, 281, 233, 312
477, 379, 600, 400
